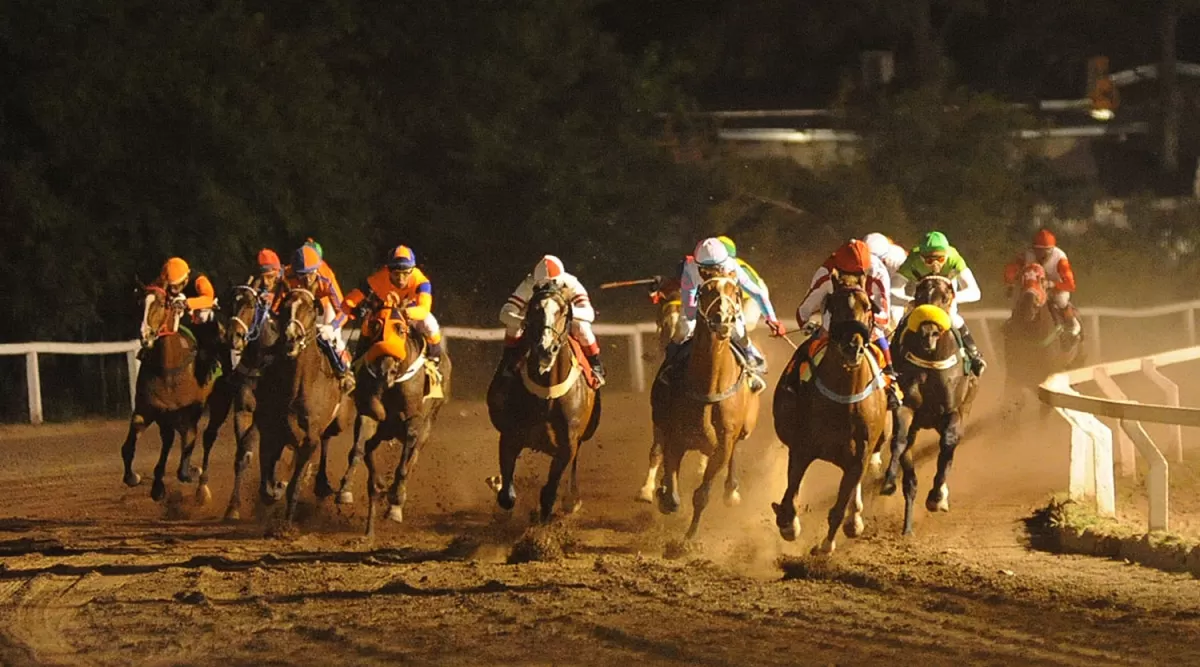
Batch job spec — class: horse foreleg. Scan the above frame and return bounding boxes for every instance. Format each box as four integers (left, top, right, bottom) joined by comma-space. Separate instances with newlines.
900, 423, 919, 536
199, 378, 233, 499
870, 410, 894, 478
539, 444, 576, 523
151, 422, 177, 502
224, 405, 257, 521
121, 412, 152, 487
285, 438, 317, 524
386, 418, 426, 523
338, 415, 378, 505
817, 462, 864, 555
926, 413, 961, 513
842, 481, 865, 538
364, 437, 382, 538
882, 407, 912, 496
655, 440, 685, 515
314, 429, 336, 501
636, 437, 663, 504
175, 405, 204, 484
772, 446, 813, 542
686, 444, 727, 540
561, 449, 582, 515
723, 444, 741, 507
496, 432, 520, 511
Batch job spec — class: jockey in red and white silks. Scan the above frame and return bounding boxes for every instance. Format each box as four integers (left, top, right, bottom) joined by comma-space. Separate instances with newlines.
795, 238, 892, 338
1003, 228, 1081, 338
673, 237, 785, 373
499, 255, 605, 385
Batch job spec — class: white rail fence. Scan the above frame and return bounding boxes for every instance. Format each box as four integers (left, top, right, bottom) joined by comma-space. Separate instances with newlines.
1039, 345, 1200, 533
5, 299, 1200, 426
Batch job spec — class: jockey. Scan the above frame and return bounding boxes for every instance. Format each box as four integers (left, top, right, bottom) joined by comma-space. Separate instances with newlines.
793, 239, 900, 408
864, 232, 908, 328
673, 237, 784, 379
498, 255, 606, 386
716, 235, 772, 329
251, 248, 285, 310
151, 257, 216, 328
892, 231, 986, 376
342, 244, 444, 367
1004, 228, 1080, 341
287, 245, 354, 391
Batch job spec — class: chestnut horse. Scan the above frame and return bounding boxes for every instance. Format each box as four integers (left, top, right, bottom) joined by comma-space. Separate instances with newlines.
486, 283, 601, 522
772, 274, 889, 554
1003, 262, 1084, 399
121, 286, 223, 502
256, 288, 354, 524
219, 283, 281, 520
335, 307, 452, 537
652, 275, 759, 539
884, 304, 978, 535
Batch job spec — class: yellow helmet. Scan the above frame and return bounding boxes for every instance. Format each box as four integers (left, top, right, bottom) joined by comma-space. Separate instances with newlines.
163, 257, 190, 285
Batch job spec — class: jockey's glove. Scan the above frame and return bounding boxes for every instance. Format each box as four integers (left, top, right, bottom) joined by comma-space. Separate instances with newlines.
766, 319, 787, 337
801, 321, 821, 337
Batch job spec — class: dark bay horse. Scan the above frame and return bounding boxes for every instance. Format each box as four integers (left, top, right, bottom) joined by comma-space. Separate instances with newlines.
652, 275, 759, 539
256, 288, 355, 525
1003, 262, 1084, 399
335, 307, 451, 537
219, 283, 281, 520
486, 283, 600, 522
884, 304, 978, 535
772, 274, 889, 554
121, 286, 223, 502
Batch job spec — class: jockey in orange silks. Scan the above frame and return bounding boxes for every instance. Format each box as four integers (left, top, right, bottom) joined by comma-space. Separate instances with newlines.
286, 245, 353, 390
499, 255, 606, 386
342, 244, 444, 367
143, 257, 216, 338
794, 239, 901, 408
1004, 228, 1080, 339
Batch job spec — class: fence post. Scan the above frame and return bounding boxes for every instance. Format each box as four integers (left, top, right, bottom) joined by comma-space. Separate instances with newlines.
1085, 313, 1102, 362
126, 349, 140, 410
1141, 358, 1183, 463
26, 350, 43, 425
628, 333, 645, 392
1186, 308, 1197, 346
1091, 367, 1137, 477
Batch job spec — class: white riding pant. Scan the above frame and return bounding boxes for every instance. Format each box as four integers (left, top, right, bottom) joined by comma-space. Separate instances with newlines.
742, 298, 762, 331
1052, 291, 1071, 309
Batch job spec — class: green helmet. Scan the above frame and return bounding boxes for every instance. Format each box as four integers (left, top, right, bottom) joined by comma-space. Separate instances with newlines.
918, 231, 950, 254
304, 238, 323, 259
716, 235, 737, 258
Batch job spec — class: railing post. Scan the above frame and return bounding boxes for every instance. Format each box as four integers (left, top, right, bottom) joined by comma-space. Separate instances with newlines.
628, 333, 645, 393
1186, 308, 1197, 346
1091, 367, 1138, 477
126, 349, 140, 410
1122, 421, 1170, 532
25, 350, 43, 425
1141, 358, 1183, 463
1085, 313, 1102, 362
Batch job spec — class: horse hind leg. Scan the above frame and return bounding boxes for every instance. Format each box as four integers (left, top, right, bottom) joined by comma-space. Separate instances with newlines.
926, 414, 961, 513
175, 406, 205, 484
539, 444, 577, 523
655, 439, 685, 515
285, 438, 318, 525
338, 415, 379, 505
386, 419, 427, 523
636, 439, 663, 504
197, 380, 233, 504
686, 445, 729, 539
151, 423, 177, 502
772, 447, 814, 542
842, 482, 865, 538
121, 412, 152, 487
495, 432, 520, 511
561, 452, 582, 515
723, 447, 741, 507
816, 462, 864, 555
223, 408, 257, 521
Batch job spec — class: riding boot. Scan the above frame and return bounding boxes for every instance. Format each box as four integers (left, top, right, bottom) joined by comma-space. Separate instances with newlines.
585, 354, 607, 388
957, 324, 987, 376
499, 345, 522, 377
743, 340, 768, 393
882, 363, 902, 410
338, 350, 356, 393
426, 340, 443, 368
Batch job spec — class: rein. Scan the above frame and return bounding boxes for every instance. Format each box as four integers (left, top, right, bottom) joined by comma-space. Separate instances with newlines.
285, 288, 318, 352
684, 276, 747, 403
230, 285, 271, 342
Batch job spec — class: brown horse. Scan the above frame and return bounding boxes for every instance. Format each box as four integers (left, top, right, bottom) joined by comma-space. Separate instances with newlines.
121, 286, 223, 502
883, 304, 978, 535
635, 284, 694, 503
219, 283, 281, 520
772, 274, 889, 554
652, 275, 759, 539
335, 308, 451, 537
1003, 262, 1084, 399
256, 288, 354, 524
486, 282, 600, 522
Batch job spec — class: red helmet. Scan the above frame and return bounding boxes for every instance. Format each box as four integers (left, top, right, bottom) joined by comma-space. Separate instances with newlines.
830, 239, 871, 274
257, 248, 282, 272
1032, 228, 1056, 249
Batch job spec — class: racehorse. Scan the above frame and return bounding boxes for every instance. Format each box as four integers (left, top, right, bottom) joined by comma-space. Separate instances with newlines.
652, 275, 759, 539
219, 283, 281, 521
335, 306, 451, 537
1003, 262, 1084, 399
884, 303, 978, 535
653, 284, 683, 354
486, 282, 601, 522
121, 286, 223, 503
256, 288, 354, 525
772, 273, 889, 554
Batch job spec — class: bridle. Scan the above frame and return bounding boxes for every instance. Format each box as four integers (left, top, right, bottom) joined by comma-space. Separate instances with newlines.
141, 285, 183, 346
283, 288, 317, 354
229, 284, 271, 345
528, 286, 571, 371
697, 275, 741, 335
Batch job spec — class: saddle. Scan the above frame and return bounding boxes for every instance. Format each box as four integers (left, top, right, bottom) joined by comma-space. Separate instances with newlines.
779, 333, 890, 394
653, 337, 758, 389
354, 313, 443, 399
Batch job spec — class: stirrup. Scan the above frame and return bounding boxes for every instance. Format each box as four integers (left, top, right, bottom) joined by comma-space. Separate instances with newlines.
748, 373, 766, 393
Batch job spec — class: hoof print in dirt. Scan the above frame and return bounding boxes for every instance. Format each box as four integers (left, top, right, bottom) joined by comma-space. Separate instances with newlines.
174, 590, 210, 606
508, 524, 577, 564
663, 538, 701, 560
443, 535, 484, 560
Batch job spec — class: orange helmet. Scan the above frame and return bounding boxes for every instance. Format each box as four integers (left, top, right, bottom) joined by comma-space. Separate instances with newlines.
257, 249, 281, 273
292, 246, 322, 275
1032, 228, 1056, 249
386, 245, 416, 270
163, 257, 190, 285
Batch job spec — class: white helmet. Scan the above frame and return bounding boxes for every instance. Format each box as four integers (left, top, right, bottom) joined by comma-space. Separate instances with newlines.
694, 238, 730, 267
864, 232, 907, 271
532, 255, 566, 283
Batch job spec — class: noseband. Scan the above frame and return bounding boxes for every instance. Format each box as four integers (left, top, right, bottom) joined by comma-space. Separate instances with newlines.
530, 287, 571, 364
284, 288, 317, 352
230, 285, 271, 343
698, 276, 740, 332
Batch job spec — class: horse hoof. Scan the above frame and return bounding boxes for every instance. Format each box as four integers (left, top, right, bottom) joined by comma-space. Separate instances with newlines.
812, 540, 835, 555
387, 505, 404, 523
656, 490, 680, 515
635, 485, 655, 504
150, 480, 167, 502
843, 516, 865, 538
485, 476, 503, 493
315, 479, 334, 499
868, 452, 883, 477
337, 491, 354, 505
223, 508, 241, 522
724, 489, 742, 507
497, 489, 516, 511
778, 517, 800, 542
123, 472, 142, 488
195, 484, 212, 505
563, 499, 582, 515
926, 486, 950, 512
880, 479, 897, 496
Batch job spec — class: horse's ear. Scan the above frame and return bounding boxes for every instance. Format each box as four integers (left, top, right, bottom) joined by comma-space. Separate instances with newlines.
829, 268, 840, 284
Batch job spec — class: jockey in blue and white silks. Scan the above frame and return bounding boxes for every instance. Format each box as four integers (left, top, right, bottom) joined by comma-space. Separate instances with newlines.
672, 237, 785, 373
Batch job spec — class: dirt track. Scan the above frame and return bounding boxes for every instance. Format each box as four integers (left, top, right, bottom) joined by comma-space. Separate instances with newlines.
3, 349, 1200, 666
